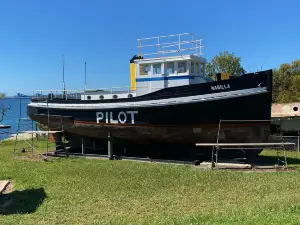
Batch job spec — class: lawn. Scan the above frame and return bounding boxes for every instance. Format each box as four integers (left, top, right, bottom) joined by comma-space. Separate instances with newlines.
1, 139, 300, 225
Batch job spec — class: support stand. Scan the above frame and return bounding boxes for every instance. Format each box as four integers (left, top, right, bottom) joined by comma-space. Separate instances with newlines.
81, 137, 85, 155
108, 132, 114, 160
205, 119, 293, 170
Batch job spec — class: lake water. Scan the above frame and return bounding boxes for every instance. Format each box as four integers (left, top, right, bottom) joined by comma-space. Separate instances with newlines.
0, 98, 34, 140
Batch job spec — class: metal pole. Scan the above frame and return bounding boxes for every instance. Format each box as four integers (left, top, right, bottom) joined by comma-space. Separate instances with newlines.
211, 146, 215, 168
215, 146, 219, 168
283, 149, 288, 171
31, 120, 34, 152
192, 34, 194, 55
108, 132, 113, 159
216, 119, 222, 145
84, 62, 87, 90
157, 37, 160, 57
297, 133, 300, 156
19, 98, 21, 118
178, 34, 181, 53
62, 54, 66, 99
81, 137, 84, 155
13, 118, 20, 155
46, 99, 50, 156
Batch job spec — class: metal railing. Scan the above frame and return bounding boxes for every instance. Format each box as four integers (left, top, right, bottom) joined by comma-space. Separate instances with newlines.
31, 86, 163, 100
269, 135, 300, 152
137, 33, 203, 58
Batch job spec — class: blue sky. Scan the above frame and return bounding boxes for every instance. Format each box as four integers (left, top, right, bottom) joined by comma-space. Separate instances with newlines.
0, 0, 299, 96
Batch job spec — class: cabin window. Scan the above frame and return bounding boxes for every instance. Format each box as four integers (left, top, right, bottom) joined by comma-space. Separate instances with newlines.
140, 64, 150, 76
200, 64, 205, 74
196, 62, 199, 74
166, 62, 175, 74
87, 96, 91, 100
153, 63, 162, 75
178, 61, 187, 73
191, 61, 195, 73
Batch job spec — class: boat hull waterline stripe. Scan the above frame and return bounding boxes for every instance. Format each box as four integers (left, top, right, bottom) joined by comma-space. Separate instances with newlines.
29, 87, 267, 110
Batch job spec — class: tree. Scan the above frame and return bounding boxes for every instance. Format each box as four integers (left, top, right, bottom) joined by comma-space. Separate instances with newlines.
206, 51, 246, 77
0, 93, 5, 99
272, 59, 300, 103
0, 104, 11, 123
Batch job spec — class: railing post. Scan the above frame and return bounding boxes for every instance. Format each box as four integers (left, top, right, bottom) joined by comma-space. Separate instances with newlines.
157, 37, 160, 57
138, 39, 142, 56
178, 34, 181, 52
192, 34, 194, 55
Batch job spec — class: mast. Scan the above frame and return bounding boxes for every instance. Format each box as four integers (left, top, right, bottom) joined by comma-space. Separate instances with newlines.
62, 54, 66, 97
84, 61, 87, 90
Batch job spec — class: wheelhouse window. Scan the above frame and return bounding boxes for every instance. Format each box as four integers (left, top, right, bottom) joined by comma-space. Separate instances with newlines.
166, 62, 175, 75
153, 63, 162, 75
140, 64, 150, 76
200, 63, 205, 74
178, 61, 187, 73
196, 62, 199, 74
191, 61, 195, 73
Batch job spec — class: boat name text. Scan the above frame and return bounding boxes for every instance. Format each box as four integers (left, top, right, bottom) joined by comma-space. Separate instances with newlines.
211, 84, 230, 91
96, 111, 138, 124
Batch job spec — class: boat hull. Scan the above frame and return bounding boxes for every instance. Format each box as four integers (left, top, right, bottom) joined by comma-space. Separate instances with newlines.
28, 92, 271, 144
27, 70, 273, 156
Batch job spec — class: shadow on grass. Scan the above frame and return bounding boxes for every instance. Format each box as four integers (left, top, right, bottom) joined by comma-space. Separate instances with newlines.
257, 155, 300, 166
0, 188, 46, 215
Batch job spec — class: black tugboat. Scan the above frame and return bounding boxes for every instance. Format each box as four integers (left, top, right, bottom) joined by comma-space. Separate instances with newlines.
27, 33, 273, 157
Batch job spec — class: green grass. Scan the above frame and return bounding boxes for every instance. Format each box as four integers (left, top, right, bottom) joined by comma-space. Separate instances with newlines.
1, 140, 300, 224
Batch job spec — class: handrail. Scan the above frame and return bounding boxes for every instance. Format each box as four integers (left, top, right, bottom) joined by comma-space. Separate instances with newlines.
137, 33, 203, 58
31, 86, 163, 100
33, 86, 163, 93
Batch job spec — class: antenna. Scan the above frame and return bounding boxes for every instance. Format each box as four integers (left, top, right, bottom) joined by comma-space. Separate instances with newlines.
84, 62, 87, 90
260, 60, 266, 71
62, 54, 66, 97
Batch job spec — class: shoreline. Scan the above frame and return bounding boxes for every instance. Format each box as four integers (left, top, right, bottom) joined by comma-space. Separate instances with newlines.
1, 133, 43, 141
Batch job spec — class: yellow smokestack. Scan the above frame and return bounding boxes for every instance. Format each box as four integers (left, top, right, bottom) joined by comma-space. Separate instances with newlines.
130, 63, 136, 91
129, 55, 143, 91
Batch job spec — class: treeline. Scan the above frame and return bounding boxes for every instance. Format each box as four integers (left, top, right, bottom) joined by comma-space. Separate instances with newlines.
206, 51, 300, 103
272, 60, 300, 103
0, 93, 5, 99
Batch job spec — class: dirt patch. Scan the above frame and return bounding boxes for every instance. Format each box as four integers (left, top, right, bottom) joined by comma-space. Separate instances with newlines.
14, 150, 56, 162
15, 154, 45, 162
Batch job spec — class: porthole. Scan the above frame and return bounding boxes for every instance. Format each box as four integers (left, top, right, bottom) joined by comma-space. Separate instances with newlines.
128, 94, 133, 98
87, 96, 91, 100
113, 94, 118, 99
99, 95, 104, 100
293, 106, 298, 112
